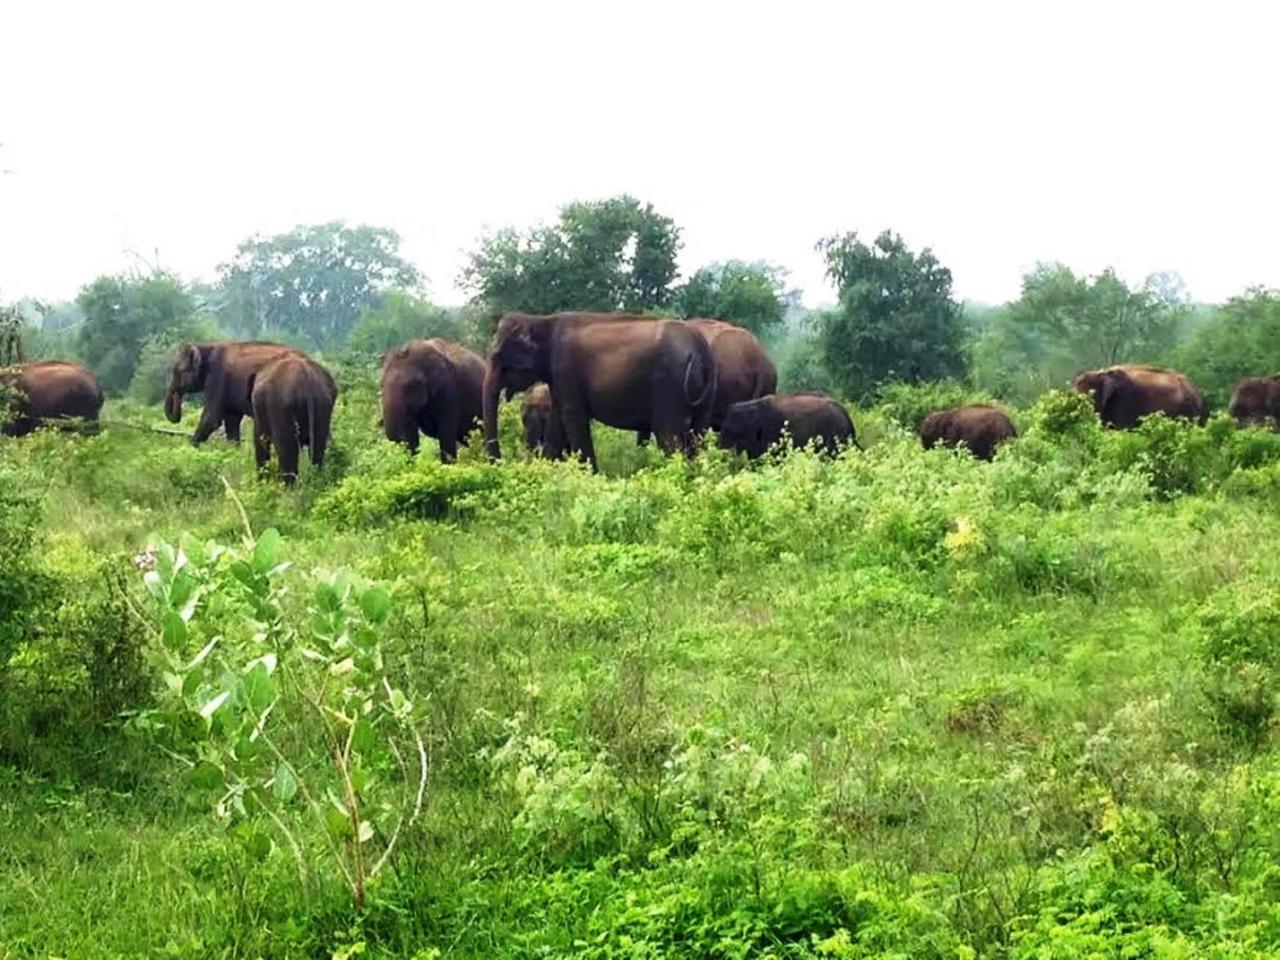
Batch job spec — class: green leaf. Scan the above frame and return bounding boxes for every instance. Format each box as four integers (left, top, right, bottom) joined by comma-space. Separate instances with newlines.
237, 826, 271, 861
352, 717, 377, 754
242, 663, 276, 714
254, 528, 283, 573
182, 669, 202, 699
325, 805, 351, 838
190, 761, 223, 790
326, 787, 349, 818
360, 587, 392, 625
185, 634, 220, 671
162, 611, 187, 650
273, 762, 298, 802
143, 570, 165, 601
199, 690, 230, 720
315, 582, 340, 612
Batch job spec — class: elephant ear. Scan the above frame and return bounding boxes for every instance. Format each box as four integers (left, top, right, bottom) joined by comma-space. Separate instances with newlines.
1099, 369, 1128, 416
180, 343, 204, 380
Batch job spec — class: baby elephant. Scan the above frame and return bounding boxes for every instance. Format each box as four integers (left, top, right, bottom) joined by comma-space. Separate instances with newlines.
719, 393, 858, 458
521, 383, 564, 457
920, 404, 1017, 461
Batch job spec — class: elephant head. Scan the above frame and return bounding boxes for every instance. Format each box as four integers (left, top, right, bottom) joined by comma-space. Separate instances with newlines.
1071, 368, 1128, 423
718, 398, 780, 459
1229, 376, 1280, 428
483, 313, 551, 458
164, 343, 207, 423
919, 410, 948, 450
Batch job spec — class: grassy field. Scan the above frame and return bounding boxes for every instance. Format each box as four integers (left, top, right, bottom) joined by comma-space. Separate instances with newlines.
5, 373, 1280, 958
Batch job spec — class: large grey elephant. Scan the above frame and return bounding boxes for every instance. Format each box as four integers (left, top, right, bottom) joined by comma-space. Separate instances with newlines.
482, 312, 716, 471
165, 341, 303, 444
1071, 364, 1207, 428
0, 360, 104, 436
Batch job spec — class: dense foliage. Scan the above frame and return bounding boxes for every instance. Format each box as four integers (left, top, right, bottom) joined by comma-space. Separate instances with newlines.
676, 260, 792, 339
7, 379, 1280, 956
76, 271, 205, 394
815, 231, 968, 399
461, 195, 682, 323
348, 290, 475, 356
214, 222, 421, 349
972, 265, 1192, 404
1173, 288, 1280, 406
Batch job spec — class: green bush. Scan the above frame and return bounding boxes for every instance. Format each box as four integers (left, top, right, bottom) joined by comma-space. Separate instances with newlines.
875, 379, 999, 433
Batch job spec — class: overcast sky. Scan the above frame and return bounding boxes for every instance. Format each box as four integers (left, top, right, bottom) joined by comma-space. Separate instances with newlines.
2, 1, 1277, 309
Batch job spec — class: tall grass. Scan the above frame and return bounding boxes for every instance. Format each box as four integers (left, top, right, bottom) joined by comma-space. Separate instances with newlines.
4, 383, 1280, 957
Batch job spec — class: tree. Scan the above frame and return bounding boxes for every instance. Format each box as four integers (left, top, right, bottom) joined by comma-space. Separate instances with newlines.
971, 264, 1190, 402
1173, 289, 1280, 406
77, 271, 198, 395
215, 223, 420, 349
347, 290, 470, 355
675, 261, 792, 340
461, 196, 682, 322
814, 230, 966, 399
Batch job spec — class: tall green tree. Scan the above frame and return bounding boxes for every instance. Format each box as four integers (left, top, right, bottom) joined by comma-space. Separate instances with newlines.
972, 264, 1190, 402
815, 230, 966, 399
675, 261, 791, 340
347, 290, 471, 355
77, 271, 197, 394
215, 222, 420, 349
1173, 288, 1280, 405
461, 196, 681, 322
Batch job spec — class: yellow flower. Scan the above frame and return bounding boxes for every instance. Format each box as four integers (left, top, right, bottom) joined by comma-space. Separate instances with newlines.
944, 515, 985, 557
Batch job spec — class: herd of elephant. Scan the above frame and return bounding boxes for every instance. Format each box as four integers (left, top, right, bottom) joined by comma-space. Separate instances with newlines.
2, 310, 1278, 484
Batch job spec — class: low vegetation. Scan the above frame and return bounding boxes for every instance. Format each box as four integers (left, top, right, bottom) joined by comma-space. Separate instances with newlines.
6, 381, 1280, 957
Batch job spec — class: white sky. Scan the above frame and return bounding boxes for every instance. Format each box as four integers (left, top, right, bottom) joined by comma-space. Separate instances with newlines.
2, 1, 1277, 308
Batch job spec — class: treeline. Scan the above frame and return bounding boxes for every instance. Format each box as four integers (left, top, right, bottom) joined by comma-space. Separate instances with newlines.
7, 194, 1280, 407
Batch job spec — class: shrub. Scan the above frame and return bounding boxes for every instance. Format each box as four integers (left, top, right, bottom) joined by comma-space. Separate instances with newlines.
875, 379, 998, 433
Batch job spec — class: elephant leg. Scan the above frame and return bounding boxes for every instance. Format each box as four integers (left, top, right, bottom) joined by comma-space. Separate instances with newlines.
272, 413, 301, 486
253, 418, 272, 472
224, 413, 244, 443
636, 429, 651, 447
559, 404, 596, 471
309, 402, 332, 469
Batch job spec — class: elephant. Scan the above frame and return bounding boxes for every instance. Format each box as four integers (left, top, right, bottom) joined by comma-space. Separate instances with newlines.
482, 312, 717, 471
1228, 376, 1280, 429
381, 338, 486, 461
687, 318, 777, 428
165, 341, 303, 444
249, 353, 337, 486
0, 360, 104, 436
1071, 364, 1208, 429
920, 404, 1018, 461
521, 383, 564, 457
718, 393, 858, 459
637, 319, 777, 445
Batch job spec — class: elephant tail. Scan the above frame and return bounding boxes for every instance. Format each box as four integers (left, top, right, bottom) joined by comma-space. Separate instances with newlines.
840, 404, 863, 451
683, 347, 717, 431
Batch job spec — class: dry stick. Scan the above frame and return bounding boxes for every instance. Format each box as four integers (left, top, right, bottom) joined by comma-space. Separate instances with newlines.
243, 693, 356, 894
252, 785, 311, 894
219, 475, 255, 541
336, 718, 366, 911
97, 417, 194, 438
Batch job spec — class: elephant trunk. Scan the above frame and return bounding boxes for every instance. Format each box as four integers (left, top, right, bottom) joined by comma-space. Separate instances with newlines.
164, 386, 182, 423
482, 361, 503, 459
